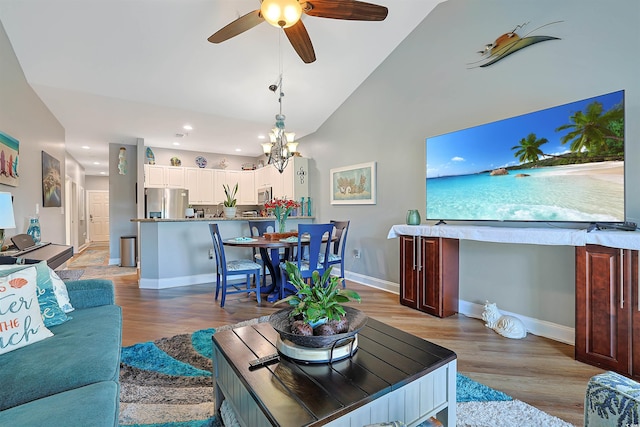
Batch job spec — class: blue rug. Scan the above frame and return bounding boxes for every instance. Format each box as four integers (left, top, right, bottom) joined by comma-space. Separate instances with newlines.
119, 325, 511, 427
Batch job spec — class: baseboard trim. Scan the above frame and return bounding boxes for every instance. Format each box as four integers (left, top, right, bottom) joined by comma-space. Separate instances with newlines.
341, 269, 575, 345
455, 300, 574, 345
140, 273, 216, 289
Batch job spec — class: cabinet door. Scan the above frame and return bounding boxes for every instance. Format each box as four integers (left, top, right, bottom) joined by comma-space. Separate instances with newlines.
399, 235, 418, 309
198, 169, 215, 204
418, 237, 440, 315
576, 245, 631, 374
255, 166, 272, 189
185, 168, 200, 203
214, 170, 226, 204
165, 166, 185, 188
239, 170, 256, 204
631, 251, 640, 381
419, 237, 459, 318
144, 165, 166, 188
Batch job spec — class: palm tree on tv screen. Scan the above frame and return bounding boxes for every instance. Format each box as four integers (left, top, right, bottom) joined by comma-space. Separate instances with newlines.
511, 133, 549, 167
555, 101, 624, 156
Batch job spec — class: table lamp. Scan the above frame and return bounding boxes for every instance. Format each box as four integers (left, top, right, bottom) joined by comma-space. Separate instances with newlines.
0, 192, 16, 250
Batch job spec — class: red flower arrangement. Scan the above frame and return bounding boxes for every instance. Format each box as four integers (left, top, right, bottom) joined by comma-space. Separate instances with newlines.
265, 198, 301, 233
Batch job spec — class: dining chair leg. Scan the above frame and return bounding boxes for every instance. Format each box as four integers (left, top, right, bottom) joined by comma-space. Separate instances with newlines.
255, 270, 261, 304
220, 276, 227, 308
215, 274, 221, 300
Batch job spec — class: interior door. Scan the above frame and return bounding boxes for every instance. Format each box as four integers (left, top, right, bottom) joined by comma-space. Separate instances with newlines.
88, 190, 109, 242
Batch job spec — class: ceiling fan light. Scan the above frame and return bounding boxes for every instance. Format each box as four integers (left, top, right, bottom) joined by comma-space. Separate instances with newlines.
261, 0, 302, 29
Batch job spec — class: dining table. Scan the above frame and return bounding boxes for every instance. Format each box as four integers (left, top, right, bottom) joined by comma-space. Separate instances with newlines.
223, 234, 338, 303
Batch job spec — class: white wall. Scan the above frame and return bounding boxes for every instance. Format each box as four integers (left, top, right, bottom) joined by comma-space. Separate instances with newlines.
85, 175, 109, 191
303, 0, 640, 327
0, 21, 66, 244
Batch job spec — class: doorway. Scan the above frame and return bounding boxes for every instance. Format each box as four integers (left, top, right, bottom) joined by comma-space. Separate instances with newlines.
88, 190, 109, 242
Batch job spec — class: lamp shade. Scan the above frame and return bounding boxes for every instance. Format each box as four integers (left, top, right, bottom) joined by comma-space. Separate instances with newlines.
260, 0, 302, 28
0, 192, 16, 229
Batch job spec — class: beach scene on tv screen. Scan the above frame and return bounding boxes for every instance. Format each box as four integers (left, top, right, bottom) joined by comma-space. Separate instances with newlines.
426, 90, 624, 222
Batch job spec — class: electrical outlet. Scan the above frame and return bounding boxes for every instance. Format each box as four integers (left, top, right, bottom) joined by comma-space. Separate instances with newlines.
353, 249, 361, 259
208, 248, 214, 259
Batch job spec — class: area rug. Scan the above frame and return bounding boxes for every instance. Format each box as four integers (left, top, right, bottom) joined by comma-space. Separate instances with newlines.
55, 269, 84, 281
119, 318, 575, 427
67, 248, 107, 268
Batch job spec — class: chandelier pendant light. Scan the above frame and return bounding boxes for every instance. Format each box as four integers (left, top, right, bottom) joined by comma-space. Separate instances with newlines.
262, 36, 298, 174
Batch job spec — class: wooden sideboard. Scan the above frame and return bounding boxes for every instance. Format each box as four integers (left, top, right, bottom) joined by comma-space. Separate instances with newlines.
575, 244, 640, 380
399, 235, 458, 318
390, 224, 640, 378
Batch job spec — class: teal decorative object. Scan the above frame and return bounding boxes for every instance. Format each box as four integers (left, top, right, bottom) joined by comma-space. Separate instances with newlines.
406, 209, 421, 225
307, 197, 312, 216
27, 216, 41, 244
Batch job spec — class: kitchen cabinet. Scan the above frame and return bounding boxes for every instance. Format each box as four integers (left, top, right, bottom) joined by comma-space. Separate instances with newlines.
185, 167, 215, 205
272, 157, 309, 202
254, 164, 274, 189
213, 170, 226, 204
239, 170, 256, 205
399, 235, 458, 318
576, 245, 639, 379
144, 165, 185, 188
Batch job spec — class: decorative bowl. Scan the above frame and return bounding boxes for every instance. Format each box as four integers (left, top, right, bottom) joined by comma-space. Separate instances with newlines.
269, 306, 368, 348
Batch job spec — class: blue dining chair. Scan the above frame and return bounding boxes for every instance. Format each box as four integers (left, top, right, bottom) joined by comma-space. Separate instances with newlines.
209, 223, 261, 307
326, 220, 350, 287
248, 220, 276, 287
279, 223, 334, 298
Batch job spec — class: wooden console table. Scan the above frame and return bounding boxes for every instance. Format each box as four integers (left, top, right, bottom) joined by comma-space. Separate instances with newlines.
389, 224, 640, 378
212, 318, 457, 426
1, 243, 74, 270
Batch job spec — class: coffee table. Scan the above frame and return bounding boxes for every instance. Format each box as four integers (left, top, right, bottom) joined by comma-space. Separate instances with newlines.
212, 317, 457, 427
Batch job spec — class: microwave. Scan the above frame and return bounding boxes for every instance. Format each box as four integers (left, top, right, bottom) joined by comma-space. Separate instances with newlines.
257, 187, 272, 204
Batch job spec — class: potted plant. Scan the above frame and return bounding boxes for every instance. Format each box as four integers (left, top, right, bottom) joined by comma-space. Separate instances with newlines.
274, 262, 362, 336
222, 183, 238, 218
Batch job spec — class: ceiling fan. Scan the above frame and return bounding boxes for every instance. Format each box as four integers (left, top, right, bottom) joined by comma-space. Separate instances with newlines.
207, 0, 389, 64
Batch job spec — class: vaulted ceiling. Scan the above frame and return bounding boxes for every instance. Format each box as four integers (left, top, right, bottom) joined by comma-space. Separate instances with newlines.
0, 0, 441, 175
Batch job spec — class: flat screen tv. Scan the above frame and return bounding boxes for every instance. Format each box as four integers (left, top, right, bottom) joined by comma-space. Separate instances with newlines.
425, 90, 625, 224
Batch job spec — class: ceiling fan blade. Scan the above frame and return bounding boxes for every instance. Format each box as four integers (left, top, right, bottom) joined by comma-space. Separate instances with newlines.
284, 20, 316, 63
303, 0, 388, 21
207, 9, 264, 43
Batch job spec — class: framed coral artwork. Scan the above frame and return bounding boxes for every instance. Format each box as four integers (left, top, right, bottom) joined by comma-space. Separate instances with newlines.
330, 161, 376, 205
0, 131, 20, 187
42, 151, 62, 207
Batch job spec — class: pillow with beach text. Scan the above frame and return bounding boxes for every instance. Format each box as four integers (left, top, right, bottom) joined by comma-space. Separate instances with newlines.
0, 265, 54, 355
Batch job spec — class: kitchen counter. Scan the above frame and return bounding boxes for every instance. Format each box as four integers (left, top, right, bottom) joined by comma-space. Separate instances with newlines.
131, 216, 313, 223
132, 216, 314, 289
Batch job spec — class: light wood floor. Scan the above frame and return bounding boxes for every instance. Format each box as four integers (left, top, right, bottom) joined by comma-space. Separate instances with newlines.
73, 243, 601, 426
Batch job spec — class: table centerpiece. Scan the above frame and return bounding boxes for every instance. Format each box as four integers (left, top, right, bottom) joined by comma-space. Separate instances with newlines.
265, 197, 301, 233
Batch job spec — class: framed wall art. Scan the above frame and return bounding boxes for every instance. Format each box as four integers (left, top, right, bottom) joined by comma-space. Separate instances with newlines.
330, 161, 376, 205
0, 131, 20, 187
42, 151, 62, 207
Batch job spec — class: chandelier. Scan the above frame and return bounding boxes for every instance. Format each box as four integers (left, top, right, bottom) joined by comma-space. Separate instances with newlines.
261, 72, 298, 173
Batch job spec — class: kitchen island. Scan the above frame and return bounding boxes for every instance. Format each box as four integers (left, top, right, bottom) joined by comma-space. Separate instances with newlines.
131, 217, 314, 289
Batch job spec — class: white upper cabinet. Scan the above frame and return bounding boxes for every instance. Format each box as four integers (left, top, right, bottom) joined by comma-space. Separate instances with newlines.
185, 167, 215, 204
144, 165, 185, 188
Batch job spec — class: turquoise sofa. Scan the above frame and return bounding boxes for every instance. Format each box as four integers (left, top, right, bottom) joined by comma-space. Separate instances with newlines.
0, 279, 122, 426
585, 371, 640, 426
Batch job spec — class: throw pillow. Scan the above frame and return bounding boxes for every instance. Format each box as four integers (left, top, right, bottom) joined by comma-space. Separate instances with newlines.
0, 265, 54, 355
30, 262, 73, 326
31, 262, 75, 313
50, 269, 74, 313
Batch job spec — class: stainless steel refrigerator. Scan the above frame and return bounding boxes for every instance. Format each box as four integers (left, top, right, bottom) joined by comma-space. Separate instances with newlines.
145, 188, 189, 219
